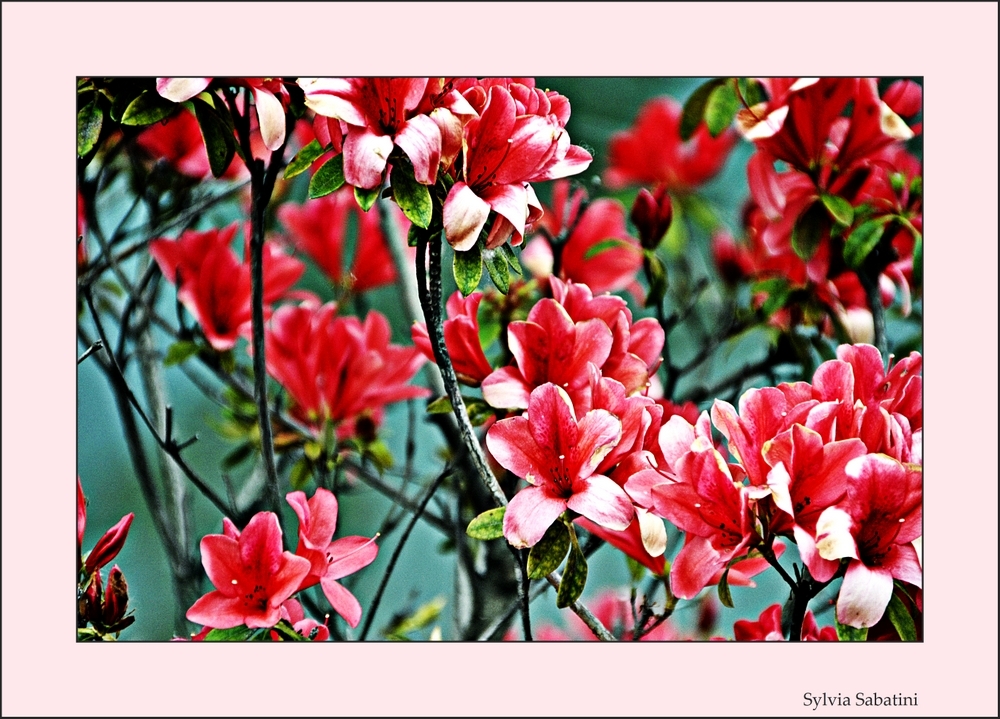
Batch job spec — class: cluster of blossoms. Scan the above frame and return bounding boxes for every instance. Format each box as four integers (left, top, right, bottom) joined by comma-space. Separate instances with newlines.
77, 478, 135, 639
185, 488, 378, 638
712, 78, 923, 340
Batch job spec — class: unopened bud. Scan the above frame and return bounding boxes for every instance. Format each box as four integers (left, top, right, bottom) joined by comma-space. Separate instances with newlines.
84, 512, 134, 576
631, 186, 673, 250
102, 566, 131, 628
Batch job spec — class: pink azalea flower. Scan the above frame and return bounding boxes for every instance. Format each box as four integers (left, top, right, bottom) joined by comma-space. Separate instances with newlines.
604, 96, 736, 192
814, 454, 922, 628
733, 603, 837, 641
83, 512, 135, 577
186, 512, 312, 630
298, 77, 442, 189
443, 84, 592, 251
286, 489, 379, 628
649, 442, 755, 600
280, 599, 330, 641
264, 301, 430, 438
277, 187, 406, 294
412, 290, 494, 386
149, 223, 304, 351
486, 383, 634, 548
525, 180, 645, 300
134, 108, 247, 180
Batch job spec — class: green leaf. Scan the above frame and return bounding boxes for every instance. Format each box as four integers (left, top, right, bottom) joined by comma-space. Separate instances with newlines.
407, 224, 423, 247
680, 78, 727, 141
835, 620, 869, 642
886, 592, 918, 641
77, 101, 103, 157
704, 81, 739, 138
643, 251, 668, 309
791, 201, 827, 260
453, 241, 483, 296
737, 77, 765, 107
527, 520, 570, 579
308, 154, 345, 199
555, 531, 588, 609
391, 166, 433, 228
843, 217, 888, 269
383, 596, 446, 639
109, 84, 144, 122
289, 456, 313, 491
820, 193, 855, 227
163, 340, 199, 367
911, 232, 922, 286
465, 506, 506, 540
465, 398, 495, 427
204, 625, 256, 642
426, 396, 453, 414
583, 238, 629, 261
221, 443, 254, 470
364, 438, 395, 472
716, 567, 735, 608
483, 247, 510, 294
499, 243, 522, 275
270, 619, 308, 641
120, 89, 176, 126
626, 556, 647, 584
283, 139, 326, 180
354, 185, 380, 212
192, 98, 235, 178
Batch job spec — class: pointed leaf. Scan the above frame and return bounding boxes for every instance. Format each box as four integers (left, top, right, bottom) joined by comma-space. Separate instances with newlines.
284, 139, 326, 180
466, 506, 506, 540
355, 185, 381, 212
643, 251, 668, 309
407, 224, 423, 247
289, 456, 313, 491
527, 520, 570, 579
453, 241, 483, 296
886, 592, 918, 641
426, 396, 454, 414
704, 81, 739, 138
835, 619, 869, 642
270, 619, 308, 641
192, 98, 235, 178
77, 101, 103, 157
911, 232, 922, 286
204, 625, 256, 641
791, 201, 827, 260
716, 566, 735, 608
556, 532, 588, 608
391, 165, 433, 229
483, 247, 510, 294
163, 340, 199, 366
843, 217, 888, 268
680, 78, 727, 141
120, 89, 177, 126
583, 238, 630, 261
308, 154, 345, 198
465, 398, 495, 427
221, 443, 254, 470
820, 193, 855, 227
737, 77, 765, 107
500, 243, 523, 275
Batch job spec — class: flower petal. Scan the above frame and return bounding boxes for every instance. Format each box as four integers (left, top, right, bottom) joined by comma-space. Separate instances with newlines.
837, 561, 894, 628
320, 577, 363, 628
567, 474, 634, 531
443, 182, 490, 251
502, 485, 567, 549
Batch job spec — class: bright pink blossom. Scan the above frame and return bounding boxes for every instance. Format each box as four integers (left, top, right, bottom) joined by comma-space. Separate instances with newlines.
604, 96, 736, 191
299, 77, 442, 189
814, 454, 922, 628
264, 301, 430, 437
733, 603, 837, 641
443, 83, 591, 251
150, 223, 304, 351
486, 383, 634, 548
186, 512, 311, 630
277, 187, 406, 294
286, 489, 378, 628
134, 108, 246, 180
412, 291, 494, 386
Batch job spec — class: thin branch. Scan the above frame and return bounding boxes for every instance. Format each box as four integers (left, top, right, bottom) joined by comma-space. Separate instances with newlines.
78, 339, 104, 365
358, 467, 451, 640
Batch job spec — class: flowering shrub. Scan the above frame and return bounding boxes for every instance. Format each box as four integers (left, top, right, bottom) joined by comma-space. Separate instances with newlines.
77, 76, 921, 642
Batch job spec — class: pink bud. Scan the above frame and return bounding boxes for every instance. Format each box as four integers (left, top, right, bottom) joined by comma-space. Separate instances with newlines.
102, 565, 131, 628
630, 186, 673, 250
84, 513, 134, 576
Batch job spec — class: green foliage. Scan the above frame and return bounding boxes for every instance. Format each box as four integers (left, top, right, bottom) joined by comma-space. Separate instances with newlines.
791, 201, 828, 260
283, 139, 327, 180
391, 165, 433, 228
120, 89, 176, 126
820, 193, 855, 227
555, 528, 588, 608
77, 101, 103, 157
704, 81, 739, 137
308, 154, 345, 198
192, 97, 235, 178
483, 246, 509, 293
680, 78, 728, 141
453, 241, 483, 296
527, 520, 571, 579
354, 185, 380, 212
382, 596, 447, 640
835, 620, 869, 642
163, 340, 199, 367
465, 506, 506, 540
843, 217, 890, 268
716, 567, 735, 608
886, 591, 918, 641
584, 238, 631, 260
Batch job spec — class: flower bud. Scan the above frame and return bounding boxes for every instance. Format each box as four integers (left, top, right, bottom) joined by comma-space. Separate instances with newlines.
102, 566, 131, 629
84, 512, 134, 576
79, 572, 102, 627
630, 186, 673, 250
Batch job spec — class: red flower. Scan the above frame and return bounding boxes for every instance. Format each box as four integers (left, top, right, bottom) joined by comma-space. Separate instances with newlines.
286, 489, 378, 628
604, 96, 736, 192
486, 383, 634, 548
186, 512, 312, 630
150, 223, 304, 351
135, 108, 246, 180
299, 77, 442, 189
733, 603, 837, 641
814, 454, 922, 628
412, 290, 494, 386
443, 84, 591, 251
277, 187, 405, 294
264, 301, 430, 437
